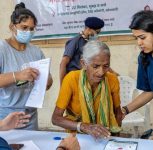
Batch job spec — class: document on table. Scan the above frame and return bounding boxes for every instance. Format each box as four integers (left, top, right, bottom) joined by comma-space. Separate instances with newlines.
18, 141, 40, 150
25, 58, 50, 108
104, 139, 138, 150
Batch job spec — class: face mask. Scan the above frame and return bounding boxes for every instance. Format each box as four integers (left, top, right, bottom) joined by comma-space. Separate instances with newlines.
89, 34, 98, 41
14, 29, 34, 44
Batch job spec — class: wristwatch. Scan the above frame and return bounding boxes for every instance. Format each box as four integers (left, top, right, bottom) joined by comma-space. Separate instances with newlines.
122, 106, 129, 115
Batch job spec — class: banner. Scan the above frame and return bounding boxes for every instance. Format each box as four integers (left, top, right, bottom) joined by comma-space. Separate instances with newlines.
14, 0, 153, 39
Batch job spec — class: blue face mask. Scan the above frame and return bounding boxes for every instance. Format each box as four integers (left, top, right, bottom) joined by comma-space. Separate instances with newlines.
14, 29, 34, 44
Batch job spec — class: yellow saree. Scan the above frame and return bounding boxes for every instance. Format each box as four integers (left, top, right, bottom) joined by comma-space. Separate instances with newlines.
78, 70, 121, 133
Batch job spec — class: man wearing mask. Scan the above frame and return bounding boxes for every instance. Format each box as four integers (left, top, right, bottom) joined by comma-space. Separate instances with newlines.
60, 17, 104, 85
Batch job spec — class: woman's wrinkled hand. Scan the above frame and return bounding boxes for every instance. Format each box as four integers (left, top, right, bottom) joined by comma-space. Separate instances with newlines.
15, 68, 39, 82
114, 106, 123, 126
81, 123, 111, 139
121, 107, 127, 120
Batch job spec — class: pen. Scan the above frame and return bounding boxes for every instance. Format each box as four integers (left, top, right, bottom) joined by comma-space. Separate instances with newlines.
53, 137, 64, 140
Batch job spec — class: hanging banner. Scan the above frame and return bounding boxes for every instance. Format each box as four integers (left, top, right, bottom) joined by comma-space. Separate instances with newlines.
14, 0, 153, 39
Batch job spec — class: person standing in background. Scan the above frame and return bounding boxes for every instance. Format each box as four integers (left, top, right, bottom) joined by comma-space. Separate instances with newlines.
59, 17, 105, 85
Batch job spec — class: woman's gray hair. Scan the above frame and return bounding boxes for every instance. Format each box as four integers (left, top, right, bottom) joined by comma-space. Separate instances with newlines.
82, 40, 110, 64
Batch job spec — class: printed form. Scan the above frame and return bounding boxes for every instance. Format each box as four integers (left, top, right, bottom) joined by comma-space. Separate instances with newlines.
25, 58, 50, 108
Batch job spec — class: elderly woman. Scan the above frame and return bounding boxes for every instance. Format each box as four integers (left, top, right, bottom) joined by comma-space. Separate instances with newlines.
52, 40, 122, 139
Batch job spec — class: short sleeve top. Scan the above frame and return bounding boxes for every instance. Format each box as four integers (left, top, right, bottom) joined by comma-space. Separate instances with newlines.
64, 34, 87, 73
137, 52, 153, 91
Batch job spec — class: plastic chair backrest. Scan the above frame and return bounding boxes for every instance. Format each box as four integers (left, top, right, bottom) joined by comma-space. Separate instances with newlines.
118, 76, 136, 106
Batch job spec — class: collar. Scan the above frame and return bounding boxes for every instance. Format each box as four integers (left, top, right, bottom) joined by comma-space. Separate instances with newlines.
80, 31, 89, 41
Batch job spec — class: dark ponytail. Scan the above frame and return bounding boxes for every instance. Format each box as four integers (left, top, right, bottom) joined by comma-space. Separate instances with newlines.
11, 2, 37, 25
15, 2, 25, 10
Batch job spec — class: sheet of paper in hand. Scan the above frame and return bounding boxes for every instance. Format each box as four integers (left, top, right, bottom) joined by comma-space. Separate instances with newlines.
25, 58, 51, 108
104, 139, 138, 150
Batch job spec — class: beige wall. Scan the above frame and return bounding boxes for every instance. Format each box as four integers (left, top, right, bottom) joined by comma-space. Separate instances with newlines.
0, 0, 152, 132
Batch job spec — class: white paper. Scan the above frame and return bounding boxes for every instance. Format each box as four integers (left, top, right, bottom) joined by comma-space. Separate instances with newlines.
18, 141, 40, 150
104, 139, 138, 150
25, 58, 50, 108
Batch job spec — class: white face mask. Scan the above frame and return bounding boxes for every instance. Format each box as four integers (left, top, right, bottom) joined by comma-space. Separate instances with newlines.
14, 29, 35, 44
